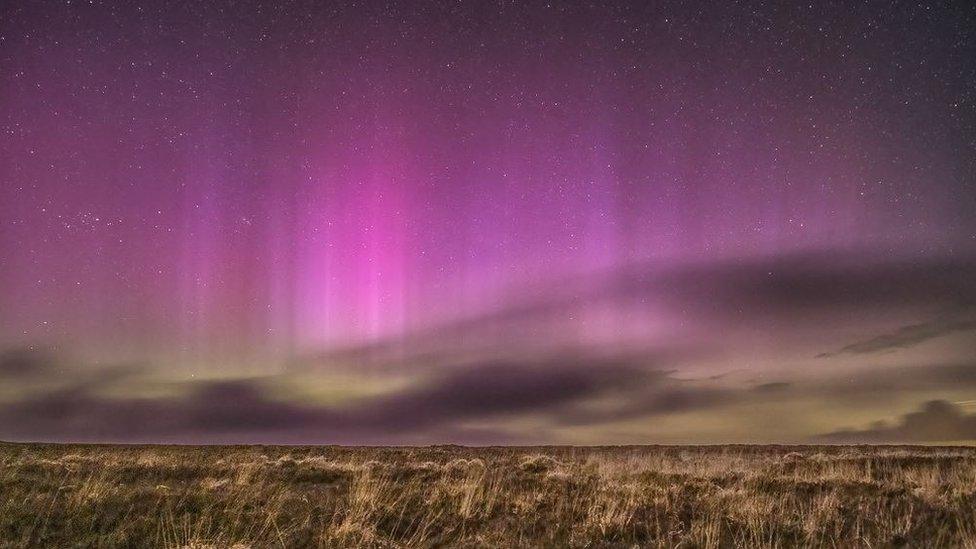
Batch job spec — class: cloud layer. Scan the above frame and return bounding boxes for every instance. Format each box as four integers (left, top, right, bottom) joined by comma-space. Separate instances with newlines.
3, 252, 976, 444
818, 401, 976, 443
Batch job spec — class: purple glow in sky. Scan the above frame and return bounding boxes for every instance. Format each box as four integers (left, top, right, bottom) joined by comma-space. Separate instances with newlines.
1, 1, 975, 444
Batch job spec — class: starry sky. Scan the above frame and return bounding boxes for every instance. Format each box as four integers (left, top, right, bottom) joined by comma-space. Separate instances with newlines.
1, 0, 976, 444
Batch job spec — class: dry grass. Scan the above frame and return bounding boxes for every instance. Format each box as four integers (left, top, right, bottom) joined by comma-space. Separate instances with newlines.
1, 443, 975, 547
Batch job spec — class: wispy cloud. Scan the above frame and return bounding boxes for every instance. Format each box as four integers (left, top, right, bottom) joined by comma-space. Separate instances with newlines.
818, 316, 976, 358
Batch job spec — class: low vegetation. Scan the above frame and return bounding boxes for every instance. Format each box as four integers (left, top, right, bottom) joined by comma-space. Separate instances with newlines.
1, 442, 975, 547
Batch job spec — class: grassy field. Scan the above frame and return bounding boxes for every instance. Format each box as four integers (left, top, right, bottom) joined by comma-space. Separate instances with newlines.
1, 443, 975, 547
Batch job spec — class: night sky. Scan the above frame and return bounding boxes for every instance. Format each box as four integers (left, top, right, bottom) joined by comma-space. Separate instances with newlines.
2, 1, 976, 444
